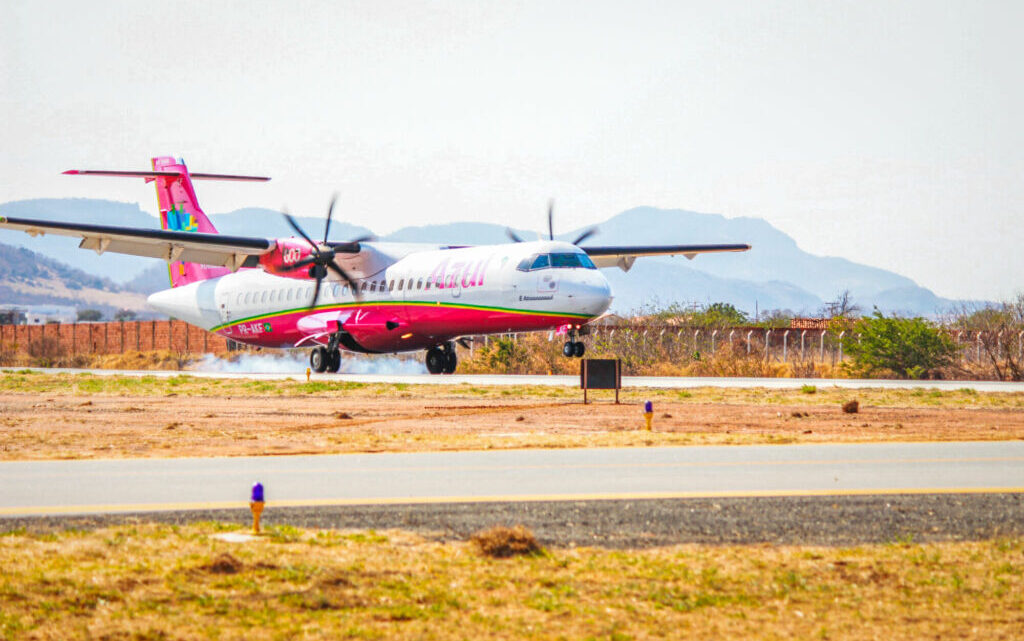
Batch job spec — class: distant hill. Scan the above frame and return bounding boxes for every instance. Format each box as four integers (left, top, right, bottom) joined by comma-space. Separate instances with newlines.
0, 242, 150, 318
0, 198, 978, 316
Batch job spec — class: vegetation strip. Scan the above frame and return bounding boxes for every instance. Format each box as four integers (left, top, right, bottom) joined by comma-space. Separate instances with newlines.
0, 522, 1020, 639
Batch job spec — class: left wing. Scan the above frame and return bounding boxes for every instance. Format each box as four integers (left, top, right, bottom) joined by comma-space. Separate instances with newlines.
583, 243, 751, 271
0, 216, 273, 271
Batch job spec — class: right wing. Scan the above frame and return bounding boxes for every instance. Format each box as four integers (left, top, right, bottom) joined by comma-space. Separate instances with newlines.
0, 216, 273, 271
582, 243, 751, 271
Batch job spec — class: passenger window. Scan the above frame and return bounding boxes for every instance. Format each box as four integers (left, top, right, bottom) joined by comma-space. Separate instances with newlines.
361, 281, 368, 293
343, 285, 349, 296
417, 278, 423, 290
397, 279, 404, 291
261, 291, 268, 303
244, 292, 252, 305
370, 281, 377, 293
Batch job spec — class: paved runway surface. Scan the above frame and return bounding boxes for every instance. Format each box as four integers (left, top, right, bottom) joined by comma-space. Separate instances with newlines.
22, 367, 1024, 392
3, 441, 1022, 517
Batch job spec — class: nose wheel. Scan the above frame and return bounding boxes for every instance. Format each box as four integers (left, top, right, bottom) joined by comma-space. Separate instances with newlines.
426, 342, 457, 375
562, 328, 586, 358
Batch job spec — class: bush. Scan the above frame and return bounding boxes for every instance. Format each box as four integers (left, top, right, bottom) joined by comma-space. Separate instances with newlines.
843, 311, 957, 379
471, 525, 543, 558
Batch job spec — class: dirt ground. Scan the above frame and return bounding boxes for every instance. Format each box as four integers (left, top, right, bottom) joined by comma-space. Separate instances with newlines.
3, 387, 1024, 460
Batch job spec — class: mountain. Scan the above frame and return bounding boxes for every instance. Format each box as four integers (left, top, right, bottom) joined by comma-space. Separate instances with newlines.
0, 242, 150, 318
0, 198, 972, 316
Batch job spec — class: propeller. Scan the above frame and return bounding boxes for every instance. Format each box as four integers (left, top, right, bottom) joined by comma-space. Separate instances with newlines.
505, 199, 599, 246
280, 194, 364, 308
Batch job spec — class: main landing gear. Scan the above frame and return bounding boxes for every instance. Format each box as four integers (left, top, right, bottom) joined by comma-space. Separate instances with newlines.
310, 333, 343, 374
425, 341, 457, 375
562, 329, 585, 358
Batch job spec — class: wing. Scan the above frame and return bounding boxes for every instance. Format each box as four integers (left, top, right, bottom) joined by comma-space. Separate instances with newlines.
582, 243, 750, 271
0, 216, 273, 271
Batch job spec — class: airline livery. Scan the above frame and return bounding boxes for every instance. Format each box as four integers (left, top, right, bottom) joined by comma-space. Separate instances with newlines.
0, 157, 750, 374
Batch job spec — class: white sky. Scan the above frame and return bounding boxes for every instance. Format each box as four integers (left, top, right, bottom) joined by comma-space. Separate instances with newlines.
2, 0, 1022, 300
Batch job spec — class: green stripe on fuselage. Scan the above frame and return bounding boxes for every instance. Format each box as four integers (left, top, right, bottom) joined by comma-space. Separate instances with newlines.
210, 300, 592, 333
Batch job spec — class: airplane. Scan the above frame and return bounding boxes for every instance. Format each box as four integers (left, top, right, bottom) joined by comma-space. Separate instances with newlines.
0, 156, 751, 374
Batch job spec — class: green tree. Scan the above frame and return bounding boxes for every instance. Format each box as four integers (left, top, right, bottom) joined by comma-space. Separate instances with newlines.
114, 308, 137, 321
843, 310, 957, 379
691, 302, 748, 327
77, 309, 102, 322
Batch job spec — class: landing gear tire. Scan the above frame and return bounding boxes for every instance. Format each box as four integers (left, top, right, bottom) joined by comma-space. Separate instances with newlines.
310, 346, 328, 373
325, 349, 341, 373
563, 341, 575, 358
573, 341, 585, 358
443, 348, 457, 374
425, 347, 447, 375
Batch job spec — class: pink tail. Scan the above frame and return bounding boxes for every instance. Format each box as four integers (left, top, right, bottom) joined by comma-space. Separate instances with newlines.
150, 156, 230, 287
66, 157, 269, 288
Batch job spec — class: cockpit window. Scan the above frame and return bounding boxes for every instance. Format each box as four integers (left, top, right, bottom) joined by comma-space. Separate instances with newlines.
517, 252, 596, 271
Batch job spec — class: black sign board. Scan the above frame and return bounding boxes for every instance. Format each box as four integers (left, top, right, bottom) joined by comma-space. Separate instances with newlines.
580, 358, 621, 403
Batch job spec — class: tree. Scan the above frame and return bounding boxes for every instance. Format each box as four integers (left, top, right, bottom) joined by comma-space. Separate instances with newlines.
820, 290, 861, 319
691, 302, 748, 327
114, 309, 137, 321
77, 309, 102, 322
843, 310, 957, 379
948, 295, 1024, 381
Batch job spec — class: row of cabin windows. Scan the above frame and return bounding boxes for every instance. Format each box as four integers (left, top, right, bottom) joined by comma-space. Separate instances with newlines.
233, 276, 439, 306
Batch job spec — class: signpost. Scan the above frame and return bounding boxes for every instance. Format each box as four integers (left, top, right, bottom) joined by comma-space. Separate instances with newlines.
580, 358, 621, 404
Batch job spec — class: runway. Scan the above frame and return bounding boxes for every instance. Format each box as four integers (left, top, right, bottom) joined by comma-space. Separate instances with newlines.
3, 441, 1022, 517
21, 367, 1024, 392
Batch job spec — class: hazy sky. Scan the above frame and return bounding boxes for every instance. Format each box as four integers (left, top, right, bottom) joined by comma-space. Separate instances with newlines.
2, 1, 1021, 300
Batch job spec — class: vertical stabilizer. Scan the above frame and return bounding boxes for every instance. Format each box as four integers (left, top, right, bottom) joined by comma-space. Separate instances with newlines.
150, 156, 230, 287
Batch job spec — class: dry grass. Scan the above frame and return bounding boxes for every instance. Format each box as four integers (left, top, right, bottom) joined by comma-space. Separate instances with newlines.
0, 523, 1020, 640
3, 371, 1024, 461
471, 526, 544, 558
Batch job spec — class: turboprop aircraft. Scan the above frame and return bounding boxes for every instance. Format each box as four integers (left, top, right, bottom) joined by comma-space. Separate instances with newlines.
0, 157, 750, 374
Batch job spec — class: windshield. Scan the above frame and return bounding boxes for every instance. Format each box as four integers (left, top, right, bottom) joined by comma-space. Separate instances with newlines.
517, 252, 596, 271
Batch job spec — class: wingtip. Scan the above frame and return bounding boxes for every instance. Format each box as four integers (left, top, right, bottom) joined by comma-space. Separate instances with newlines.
62, 170, 80, 175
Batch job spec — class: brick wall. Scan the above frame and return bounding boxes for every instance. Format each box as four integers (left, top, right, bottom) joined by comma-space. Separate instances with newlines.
0, 321, 230, 356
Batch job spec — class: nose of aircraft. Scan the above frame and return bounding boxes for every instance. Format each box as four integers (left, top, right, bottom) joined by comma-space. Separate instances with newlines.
564, 270, 613, 317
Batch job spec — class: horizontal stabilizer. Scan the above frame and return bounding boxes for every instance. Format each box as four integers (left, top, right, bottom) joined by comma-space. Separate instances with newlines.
63, 169, 270, 182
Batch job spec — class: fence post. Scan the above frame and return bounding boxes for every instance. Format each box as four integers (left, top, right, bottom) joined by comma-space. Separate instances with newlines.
711, 329, 718, 354
819, 330, 826, 361
120, 320, 125, 353
956, 331, 964, 363
838, 330, 846, 362
765, 329, 771, 360
728, 329, 735, 354
1019, 331, 1023, 362
746, 330, 753, 355
976, 331, 982, 362
800, 329, 806, 360
782, 329, 790, 361
693, 329, 700, 355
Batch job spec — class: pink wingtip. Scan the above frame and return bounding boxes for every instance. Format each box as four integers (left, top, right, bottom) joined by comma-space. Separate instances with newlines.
62, 170, 81, 175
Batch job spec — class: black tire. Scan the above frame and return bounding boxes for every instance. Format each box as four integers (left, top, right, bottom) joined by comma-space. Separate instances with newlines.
425, 347, 446, 375
326, 349, 341, 373
573, 341, 585, 358
310, 347, 328, 373
562, 341, 575, 357
443, 349, 457, 374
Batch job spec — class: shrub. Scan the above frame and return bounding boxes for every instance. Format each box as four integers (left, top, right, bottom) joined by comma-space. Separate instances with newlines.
471, 525, 543, 558
843, 311, 957, 379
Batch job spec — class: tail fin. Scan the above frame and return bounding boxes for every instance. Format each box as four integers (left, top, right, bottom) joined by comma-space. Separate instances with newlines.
151, 156, 227, 287
65, 157, 269, 288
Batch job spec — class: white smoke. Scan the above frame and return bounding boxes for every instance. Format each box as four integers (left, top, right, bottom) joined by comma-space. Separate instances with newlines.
191, 350, 427, 375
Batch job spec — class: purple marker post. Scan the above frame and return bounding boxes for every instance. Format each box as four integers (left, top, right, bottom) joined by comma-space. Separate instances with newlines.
643, 400, 653, 431
250, 482, 265, 534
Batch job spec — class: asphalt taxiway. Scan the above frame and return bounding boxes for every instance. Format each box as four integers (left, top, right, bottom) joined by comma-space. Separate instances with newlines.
3, 441, 1021, 517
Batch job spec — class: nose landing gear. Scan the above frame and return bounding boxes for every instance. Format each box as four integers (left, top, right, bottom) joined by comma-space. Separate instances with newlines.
562, 328, 585, 358
425, 341, 457, 375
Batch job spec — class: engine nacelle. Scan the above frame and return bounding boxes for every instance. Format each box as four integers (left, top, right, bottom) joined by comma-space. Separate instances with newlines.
259, 238, 318, 279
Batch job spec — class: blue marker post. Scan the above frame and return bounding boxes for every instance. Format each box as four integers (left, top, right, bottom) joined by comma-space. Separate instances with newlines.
643, 400, 653, 431
250, 482, 265, 534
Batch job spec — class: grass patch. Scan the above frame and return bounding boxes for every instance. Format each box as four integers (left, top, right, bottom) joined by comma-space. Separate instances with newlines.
0, 524, 1019, 639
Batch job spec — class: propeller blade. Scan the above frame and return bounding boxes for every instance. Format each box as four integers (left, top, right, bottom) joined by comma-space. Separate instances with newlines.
283, 210, 318, 250
506, 228, 524, 243
323, 193, 337, 244
350, 234, 376, 244
457, 337, 472, 349
326, 260, 362, 300
571, 226, 599, 246
309, 274, 322, 308
547, 200, 554, 240
280, 256, 317, 272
